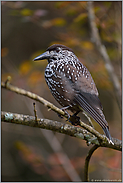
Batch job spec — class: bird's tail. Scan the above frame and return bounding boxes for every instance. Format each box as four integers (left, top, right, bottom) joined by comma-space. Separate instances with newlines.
102, 126, 114, 145
74, 94, 114, 144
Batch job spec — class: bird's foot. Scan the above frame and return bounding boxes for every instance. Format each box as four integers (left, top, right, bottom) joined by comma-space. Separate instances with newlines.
68, 114, 80, 126
58, 106, 80, 126
57, 113, 64, 119
58, 106, 71, 119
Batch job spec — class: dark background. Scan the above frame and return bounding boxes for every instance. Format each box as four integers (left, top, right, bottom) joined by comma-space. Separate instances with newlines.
1, 1, 121, 181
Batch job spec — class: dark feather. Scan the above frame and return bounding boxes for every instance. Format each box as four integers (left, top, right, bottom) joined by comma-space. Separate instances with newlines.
46, 44, 74, 53
34, 44, 113, 143
74, 93, 112, 140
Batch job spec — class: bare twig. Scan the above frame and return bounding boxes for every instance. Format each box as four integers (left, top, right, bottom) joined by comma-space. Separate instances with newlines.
33, 102, 38, 122
84, 145, 99, 181
1, 81, 114, 145
1, 81, 122, 148
87, 1, 121, 112
5, 76, 12, 86
1, 81, 67, 118
1, 111, 122, 151
1, 111, 99, 145
26, 96, 81, 181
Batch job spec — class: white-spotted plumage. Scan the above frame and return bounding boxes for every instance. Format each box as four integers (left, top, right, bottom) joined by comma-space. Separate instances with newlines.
34, 44, 113, 144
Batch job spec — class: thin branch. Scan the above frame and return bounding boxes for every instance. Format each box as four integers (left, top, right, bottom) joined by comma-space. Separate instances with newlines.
1, 111, 122, 151
1, 81, 122, 148
33, 102, 38, 122
84, 145, 99, 181
1, 81, 115, 145
1, 81, 67, 118
87, 1, 121, 112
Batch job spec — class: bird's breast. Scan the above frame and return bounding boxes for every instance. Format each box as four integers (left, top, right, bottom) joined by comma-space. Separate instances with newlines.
44, 61, 77, 107
44, 59, 98, 107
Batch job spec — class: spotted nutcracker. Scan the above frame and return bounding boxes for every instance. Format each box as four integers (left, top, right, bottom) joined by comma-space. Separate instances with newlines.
34, 44, 113, 144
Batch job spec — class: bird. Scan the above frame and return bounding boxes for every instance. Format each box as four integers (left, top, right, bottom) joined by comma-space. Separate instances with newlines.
34, 44, 113, 144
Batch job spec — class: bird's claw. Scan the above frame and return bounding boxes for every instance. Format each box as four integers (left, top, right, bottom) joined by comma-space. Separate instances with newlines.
68, 114, 80, 126
59, 107, 80, 126
57, 113, 64, 119
57, 106, 71, 119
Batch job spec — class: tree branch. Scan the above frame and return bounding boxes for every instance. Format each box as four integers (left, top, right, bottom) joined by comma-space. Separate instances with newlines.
1, 81, 67, 118
87, 1, 121, 112
84, 145, 99, 181
1, 111, 122, 151
1, 78, 122, 181
0, 81, 116, 145
1, 111, 99, 145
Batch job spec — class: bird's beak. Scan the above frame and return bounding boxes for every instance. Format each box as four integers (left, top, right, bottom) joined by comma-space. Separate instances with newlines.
33, 51, 50, 61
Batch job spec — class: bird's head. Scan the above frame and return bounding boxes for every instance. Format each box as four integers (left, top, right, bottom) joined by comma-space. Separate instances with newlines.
33, 44, 74, 63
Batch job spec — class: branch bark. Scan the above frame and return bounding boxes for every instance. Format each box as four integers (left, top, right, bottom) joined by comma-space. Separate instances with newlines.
1, 80, 121, 149
1, 79, 122, 182
1, 111, 122, 151
87, 1, 121, 112
84, 145, 99, 181
1, 81, 67, 117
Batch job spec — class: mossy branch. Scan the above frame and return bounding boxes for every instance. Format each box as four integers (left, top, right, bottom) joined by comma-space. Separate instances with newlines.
1, 78, 122, 182
1, 111, 122, 151
1, 80, 122, 151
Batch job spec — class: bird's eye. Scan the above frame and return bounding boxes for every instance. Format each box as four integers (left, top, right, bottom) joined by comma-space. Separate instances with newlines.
56, 47, 60, 53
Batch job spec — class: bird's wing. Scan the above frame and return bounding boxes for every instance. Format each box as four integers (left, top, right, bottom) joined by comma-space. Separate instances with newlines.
64, 61, 112, 140
73, 92, 112, 140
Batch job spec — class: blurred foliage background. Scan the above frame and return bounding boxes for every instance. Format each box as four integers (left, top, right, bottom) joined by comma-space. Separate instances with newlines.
1, 1, 121, 181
